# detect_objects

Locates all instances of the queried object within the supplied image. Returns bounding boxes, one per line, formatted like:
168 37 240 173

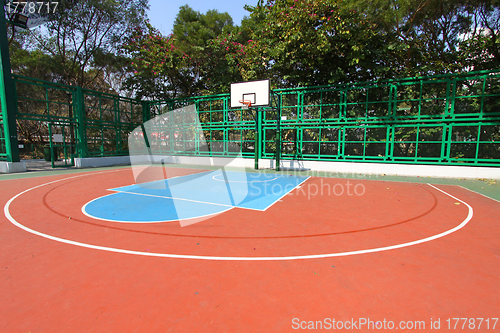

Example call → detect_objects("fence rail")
9 75 144 159
2 70 499 167
150 70 500 167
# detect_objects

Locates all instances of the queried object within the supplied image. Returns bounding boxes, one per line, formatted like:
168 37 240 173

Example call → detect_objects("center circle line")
3 171 473 261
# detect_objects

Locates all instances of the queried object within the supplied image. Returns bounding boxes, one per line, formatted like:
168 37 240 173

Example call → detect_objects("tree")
21 0 149 89
6 0 149 156
203 25 247 94
123 5 241 98
122 22 186 100
343 0 500 75
241 0 389 88
172 5 236 95
459 0 500 70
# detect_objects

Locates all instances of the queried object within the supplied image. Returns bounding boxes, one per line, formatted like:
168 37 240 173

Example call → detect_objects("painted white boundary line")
81 193 234 224
457 185 500 204
260 176 312 212
84 171 308 220
116 190 236 208
212 174 278 183
4 174 473 261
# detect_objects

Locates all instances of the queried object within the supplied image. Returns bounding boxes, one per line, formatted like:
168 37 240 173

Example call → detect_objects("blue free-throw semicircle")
82 170 309 223
83 191 232 223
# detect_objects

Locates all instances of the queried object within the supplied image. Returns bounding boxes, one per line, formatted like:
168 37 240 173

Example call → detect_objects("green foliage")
173 5 233 51
122 5 239 98
7 0 500 100
9 0 148 90
241 0 395 87
204 26 246 93
171 5 237 95
344 0 500 76
122 22 184 100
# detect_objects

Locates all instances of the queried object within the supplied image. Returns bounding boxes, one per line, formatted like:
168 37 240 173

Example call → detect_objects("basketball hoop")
239 100 252 109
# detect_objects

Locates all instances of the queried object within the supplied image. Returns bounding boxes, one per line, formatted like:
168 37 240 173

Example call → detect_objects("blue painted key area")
83 170 309 223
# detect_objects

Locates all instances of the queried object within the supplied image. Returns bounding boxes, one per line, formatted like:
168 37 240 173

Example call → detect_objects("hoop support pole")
254 108 260 170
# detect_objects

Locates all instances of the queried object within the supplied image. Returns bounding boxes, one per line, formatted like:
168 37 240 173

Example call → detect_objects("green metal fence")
149 94 258 158
271 70 500 166
81 87 144 157
2 69 499 167
150 70 500 167
0 106 6 159
10 75 144 162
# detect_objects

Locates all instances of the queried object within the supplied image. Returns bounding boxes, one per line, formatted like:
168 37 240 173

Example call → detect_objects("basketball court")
0 2 500 333
0 38 499 331
1 162 499 332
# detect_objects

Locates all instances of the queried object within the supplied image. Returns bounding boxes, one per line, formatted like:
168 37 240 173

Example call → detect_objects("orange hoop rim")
239 99 252 108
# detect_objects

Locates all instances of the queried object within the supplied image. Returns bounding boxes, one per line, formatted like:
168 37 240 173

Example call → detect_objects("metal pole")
48 124 54 168
0 3 20 162
142 101 151 122
75 86 87 158
67 92 75 157
275 93 281 171
254 108 259 170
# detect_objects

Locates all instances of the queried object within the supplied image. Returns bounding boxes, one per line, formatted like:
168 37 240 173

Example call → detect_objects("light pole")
0 3 20 162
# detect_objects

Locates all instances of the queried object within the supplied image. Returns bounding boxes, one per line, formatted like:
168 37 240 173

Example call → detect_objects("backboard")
230 79 270 108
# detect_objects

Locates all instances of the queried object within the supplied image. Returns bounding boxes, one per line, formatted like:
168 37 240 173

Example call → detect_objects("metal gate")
47 122 77 168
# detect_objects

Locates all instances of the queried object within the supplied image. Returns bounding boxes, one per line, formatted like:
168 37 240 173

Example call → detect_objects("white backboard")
230 79 270 108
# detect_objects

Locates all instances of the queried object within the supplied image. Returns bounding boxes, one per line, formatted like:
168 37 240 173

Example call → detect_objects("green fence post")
387 125 393 161
339 89 346 121
275 93 281 171
254 109 260 170
48 124 55 168
445 76 452 118
339 127 345 159
0 4 20 162
142 101 151 123
389 84 397 119
445 123 452 163
75 86 87 158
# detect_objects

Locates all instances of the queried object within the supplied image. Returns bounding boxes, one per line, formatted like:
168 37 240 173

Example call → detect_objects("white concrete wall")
75 156 131 168
0 161 27 173
149 155 254 169
74 155 500 180
265 159 500 180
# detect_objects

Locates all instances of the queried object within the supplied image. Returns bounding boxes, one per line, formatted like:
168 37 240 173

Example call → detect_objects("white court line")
102 171 308 213
81 193 234 224
260 176 311 211
114 169 213 189
4 176 473 261
457 185 500 204
100 190 264 212
114 190 235 208
212 174 278 183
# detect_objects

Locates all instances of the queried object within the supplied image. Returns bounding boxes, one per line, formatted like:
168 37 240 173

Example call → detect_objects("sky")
146 0 257 36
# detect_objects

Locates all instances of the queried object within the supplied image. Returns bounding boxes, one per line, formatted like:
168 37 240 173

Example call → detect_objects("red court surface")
1 167 499 332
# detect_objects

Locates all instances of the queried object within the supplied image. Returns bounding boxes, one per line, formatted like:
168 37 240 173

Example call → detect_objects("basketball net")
239 100 252 110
